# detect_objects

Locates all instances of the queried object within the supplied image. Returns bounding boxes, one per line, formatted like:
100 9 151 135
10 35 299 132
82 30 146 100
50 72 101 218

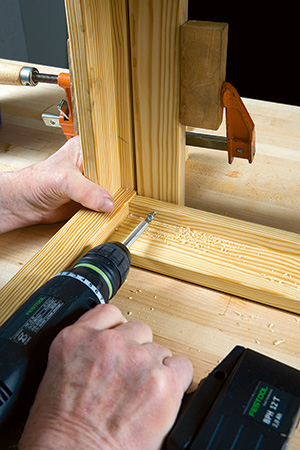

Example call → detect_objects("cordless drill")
1 210 300 450
0 212 156 438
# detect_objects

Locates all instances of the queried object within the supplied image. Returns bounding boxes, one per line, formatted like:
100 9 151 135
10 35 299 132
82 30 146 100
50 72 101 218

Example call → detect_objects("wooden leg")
128 0 188 204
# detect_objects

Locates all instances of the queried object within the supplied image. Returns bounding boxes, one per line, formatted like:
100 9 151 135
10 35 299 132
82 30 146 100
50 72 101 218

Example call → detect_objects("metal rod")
122 212 156 249
186 132 228 152
32 72 59 84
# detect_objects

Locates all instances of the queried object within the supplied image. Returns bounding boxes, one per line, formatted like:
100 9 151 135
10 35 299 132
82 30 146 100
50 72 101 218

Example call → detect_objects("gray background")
0 0 298 106
0 0 68 68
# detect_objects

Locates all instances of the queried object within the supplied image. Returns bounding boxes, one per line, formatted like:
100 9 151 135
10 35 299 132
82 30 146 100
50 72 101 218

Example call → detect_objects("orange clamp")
57 72 76 140
221 82 256 164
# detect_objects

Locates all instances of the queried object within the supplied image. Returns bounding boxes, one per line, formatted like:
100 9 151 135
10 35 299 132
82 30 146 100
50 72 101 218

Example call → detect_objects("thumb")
65 171 114 213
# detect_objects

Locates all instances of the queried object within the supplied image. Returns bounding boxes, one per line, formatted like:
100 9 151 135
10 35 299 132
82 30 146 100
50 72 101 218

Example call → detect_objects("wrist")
19 410 117 450
0 169 43 233
0 171 23 233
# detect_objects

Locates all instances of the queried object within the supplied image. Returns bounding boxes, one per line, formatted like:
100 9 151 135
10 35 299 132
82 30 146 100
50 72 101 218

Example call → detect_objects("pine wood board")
0 188 135 324
113 266 300 382
108 195 300 313
186 99 300 233
128 0 188 204
65 0 137 193
111 266 300 449
110 0 136 190
65 0 122 192
1 73 300 448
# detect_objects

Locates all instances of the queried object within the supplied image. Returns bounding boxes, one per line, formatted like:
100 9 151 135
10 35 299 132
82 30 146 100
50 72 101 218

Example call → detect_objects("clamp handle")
221 82 256 164
0 61 38 86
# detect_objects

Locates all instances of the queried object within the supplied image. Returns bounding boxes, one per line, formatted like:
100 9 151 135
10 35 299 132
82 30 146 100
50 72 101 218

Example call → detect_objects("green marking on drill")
25 296 46 316
74 263 113 299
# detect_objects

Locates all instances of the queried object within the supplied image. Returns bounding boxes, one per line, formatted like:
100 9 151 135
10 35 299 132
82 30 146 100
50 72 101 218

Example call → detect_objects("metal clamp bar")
186 132 228 152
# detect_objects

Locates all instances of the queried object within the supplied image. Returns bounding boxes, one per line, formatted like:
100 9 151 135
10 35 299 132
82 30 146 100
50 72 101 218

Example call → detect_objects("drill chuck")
68 241 131 303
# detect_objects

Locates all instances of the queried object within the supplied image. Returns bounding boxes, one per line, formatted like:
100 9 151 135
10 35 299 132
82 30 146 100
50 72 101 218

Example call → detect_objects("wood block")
180 21 228 130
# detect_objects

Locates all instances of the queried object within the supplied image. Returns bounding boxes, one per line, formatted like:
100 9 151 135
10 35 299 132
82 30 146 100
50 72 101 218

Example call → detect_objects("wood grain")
180 21 228 130
110 0 136 190
108 195 300 313
0 188 135 325
0 59 26 85
0 66 300 449
185 99 300 234
128 0 188 204
111 265 300 450
65 0 121 193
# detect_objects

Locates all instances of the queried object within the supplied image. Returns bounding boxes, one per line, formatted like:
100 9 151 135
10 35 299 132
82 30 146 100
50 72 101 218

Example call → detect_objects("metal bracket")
56 73 76 140
185 82 256 164
222 82 256 164
42 113 60 128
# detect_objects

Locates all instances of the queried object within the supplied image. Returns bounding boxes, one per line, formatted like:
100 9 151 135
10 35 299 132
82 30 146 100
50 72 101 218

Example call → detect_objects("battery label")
244 380 299 434
10 296 64 346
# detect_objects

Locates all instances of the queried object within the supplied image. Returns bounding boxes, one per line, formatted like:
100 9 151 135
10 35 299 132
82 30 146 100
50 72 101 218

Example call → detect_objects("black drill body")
0 241 131 430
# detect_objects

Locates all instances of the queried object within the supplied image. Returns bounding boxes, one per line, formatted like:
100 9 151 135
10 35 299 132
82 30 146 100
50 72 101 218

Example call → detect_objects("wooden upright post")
65 0 122 193
65 0 187 203
128 0 188 204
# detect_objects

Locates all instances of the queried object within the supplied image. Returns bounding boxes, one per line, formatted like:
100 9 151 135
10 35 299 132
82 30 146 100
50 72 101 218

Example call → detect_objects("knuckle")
130 320 153 339
48 325 75 359
101 303 123 317
128 345 151 368
55 169 71 191
98 328 125 353
151 367 169 393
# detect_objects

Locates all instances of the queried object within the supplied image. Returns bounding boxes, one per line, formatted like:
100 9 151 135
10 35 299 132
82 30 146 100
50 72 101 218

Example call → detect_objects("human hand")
0 136 114 233
19 304 193 450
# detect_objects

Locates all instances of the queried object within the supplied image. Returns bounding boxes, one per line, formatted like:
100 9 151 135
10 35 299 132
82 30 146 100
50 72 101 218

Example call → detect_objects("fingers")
142 342 173 360
76 304 127 330
141 343 193 392
163 355 194 393
65 171 114 213
76 305 193 393
116 320 153 344
77 305 153 344
59 136 114 213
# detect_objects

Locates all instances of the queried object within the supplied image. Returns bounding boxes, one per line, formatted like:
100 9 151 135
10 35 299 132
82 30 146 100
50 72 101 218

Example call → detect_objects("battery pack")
164 346 300 449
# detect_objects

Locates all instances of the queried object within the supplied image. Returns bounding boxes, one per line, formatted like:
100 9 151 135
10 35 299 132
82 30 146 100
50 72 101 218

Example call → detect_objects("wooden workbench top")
0 62 300 447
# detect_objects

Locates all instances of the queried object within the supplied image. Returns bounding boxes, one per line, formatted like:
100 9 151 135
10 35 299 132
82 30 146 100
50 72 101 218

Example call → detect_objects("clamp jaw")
186 82 256 164
56 73 76 140
41 72 76 140
222 82 255 164
29 70 255 164
52 76 256 164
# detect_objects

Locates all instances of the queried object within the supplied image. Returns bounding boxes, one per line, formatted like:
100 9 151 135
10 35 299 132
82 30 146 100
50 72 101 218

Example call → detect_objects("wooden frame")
0 0 299 323
1 191 299 323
